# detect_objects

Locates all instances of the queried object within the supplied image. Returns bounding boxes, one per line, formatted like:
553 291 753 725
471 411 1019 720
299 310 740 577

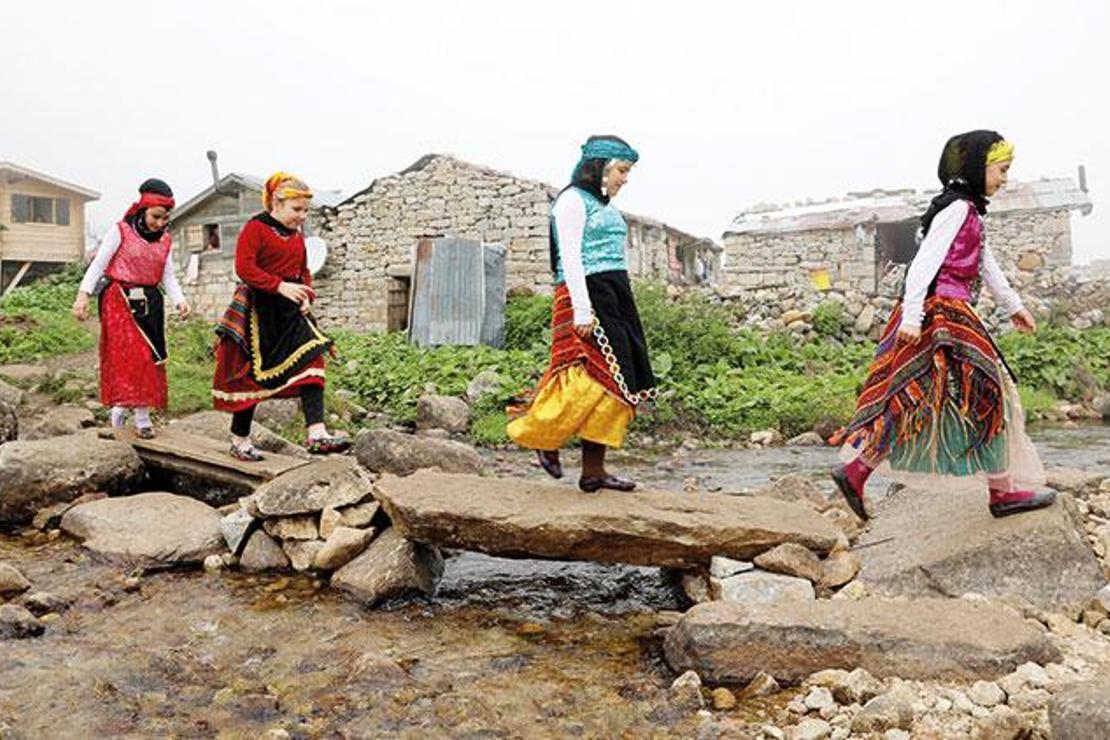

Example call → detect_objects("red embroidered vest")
105 222 172 286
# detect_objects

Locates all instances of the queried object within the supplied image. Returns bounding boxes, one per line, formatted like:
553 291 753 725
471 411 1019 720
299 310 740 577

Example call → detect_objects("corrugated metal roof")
726 177 1093 236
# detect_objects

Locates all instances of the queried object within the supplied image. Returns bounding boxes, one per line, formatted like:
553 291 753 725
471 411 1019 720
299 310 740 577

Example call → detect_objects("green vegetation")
2 270 1107 445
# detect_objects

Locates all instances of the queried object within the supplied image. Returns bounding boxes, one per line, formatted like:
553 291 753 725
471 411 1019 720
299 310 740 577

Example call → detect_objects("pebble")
710 687 737 710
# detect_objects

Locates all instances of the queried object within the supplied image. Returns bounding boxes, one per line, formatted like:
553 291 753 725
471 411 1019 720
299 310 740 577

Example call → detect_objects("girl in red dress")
73 178 191 438
212 172 348 460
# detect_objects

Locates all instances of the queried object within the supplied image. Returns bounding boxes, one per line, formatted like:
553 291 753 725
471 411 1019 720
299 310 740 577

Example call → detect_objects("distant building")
0 161 99 293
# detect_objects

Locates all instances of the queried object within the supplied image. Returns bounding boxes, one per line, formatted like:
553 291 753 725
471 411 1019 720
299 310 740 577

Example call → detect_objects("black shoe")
831 466 870 521
989 489 1057 518
579 474 636 493
536 450 563 479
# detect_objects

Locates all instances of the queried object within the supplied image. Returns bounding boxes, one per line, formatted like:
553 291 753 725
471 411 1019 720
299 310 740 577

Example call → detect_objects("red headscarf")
123 178 175 220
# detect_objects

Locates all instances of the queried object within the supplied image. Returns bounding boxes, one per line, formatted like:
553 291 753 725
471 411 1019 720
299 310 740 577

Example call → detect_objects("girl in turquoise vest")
508 136 656 492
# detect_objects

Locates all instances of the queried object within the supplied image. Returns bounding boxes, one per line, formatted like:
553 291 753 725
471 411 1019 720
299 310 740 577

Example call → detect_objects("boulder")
31 492 108 531
219 508 255 555
283 539 324 572
354 428 483 477
1045 468 1105 498
314 526 376 571
239 530 289 572
253 457 374 517
60 492 225 566
330 527 443 606
169 410 306 458
374 471 841 569
415 394 470 434
0 364 50 385
711 572 815 604
18 405 95 440
857 480 1105 612
664 599 1058 684
0 433 143 525
753 543 823 582
465 369 502 404
0 392 17 444
0 563 32 597
0 377 23 407
0 604 44 639
786 432 825 447
1049 678 1110 740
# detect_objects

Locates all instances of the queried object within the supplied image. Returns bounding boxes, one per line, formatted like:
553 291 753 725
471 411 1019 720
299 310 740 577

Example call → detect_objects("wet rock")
263 515 319 541
740 671 781 698
857 481 1104 612
374 471 840 569
61 492 225 566
465 369 502 404
203 554 224 574
313 526 376 571
668 669 704 709
1050 679 1110 740
754 543 823 583
349 651 409 686
710 556 754 579
851 685 915 733
664 598 1058 684
0 604 44 639
239 531 290 572
415 394 469 434
18 404 95 440
711 571 815 604
786 718 831 740
786 432 825 447
818 550 861 589
807 668 883 705
0 563 31 598
282 540 324 572
19 591 72 617
354 428 483 476
170 410 306 458
254 457 374 517
219 508 255 555
330 527 443 606
0 433 142 525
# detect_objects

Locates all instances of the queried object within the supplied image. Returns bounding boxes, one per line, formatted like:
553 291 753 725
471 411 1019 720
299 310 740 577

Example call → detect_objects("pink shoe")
989 489 1056 518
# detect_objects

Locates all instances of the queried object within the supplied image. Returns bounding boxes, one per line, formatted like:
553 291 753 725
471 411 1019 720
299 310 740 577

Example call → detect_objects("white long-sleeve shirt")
79 224 186 306
900 200 1023 330
551 189 593 325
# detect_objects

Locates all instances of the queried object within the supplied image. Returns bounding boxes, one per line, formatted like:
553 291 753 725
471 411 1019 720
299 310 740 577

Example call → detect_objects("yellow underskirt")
507 364 633 450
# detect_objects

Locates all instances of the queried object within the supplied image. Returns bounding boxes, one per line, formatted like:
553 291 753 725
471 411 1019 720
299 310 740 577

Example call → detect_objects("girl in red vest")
73 178 191 438
212 172 348 460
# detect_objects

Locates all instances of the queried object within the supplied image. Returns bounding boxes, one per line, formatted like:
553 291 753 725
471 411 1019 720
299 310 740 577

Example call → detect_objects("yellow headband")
263 171 313 210
986 140 1015 166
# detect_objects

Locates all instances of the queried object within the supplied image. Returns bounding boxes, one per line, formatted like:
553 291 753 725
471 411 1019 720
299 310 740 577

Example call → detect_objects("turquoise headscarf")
571 136 639 181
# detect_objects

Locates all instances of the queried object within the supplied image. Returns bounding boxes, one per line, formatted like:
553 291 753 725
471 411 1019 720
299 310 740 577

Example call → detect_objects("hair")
138 177 173 198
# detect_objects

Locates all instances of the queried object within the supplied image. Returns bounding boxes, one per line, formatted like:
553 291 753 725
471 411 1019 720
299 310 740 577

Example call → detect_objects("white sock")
134 407 152 429
109 406 126 428
231 434 253 451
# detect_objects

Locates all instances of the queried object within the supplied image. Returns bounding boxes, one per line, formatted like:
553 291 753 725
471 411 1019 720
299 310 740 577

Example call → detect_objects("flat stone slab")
857 479 1105 612
1050 677 1110 740
61 492 225 566
664 599 1059 684
373 471 841 568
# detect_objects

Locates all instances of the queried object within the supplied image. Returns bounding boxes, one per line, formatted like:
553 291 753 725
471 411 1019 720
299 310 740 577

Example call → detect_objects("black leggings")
231 385 325 437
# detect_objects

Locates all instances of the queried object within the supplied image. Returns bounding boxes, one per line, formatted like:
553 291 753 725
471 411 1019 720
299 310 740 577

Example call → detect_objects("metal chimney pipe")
1078 164 1088 193
206 150 221 190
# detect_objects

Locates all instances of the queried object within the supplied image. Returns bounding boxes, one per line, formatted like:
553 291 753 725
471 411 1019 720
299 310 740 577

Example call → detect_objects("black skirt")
585 270 655 395
248 289 331 390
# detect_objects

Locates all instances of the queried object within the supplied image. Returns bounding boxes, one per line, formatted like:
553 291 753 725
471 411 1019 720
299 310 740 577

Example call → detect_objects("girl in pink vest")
830 131 1055 520
73 178 191 438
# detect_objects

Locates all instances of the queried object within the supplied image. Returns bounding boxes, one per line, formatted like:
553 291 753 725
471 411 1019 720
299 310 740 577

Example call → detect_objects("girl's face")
985 160 1011 196
271 197 311 230
143 207 171 231
604 160 634 198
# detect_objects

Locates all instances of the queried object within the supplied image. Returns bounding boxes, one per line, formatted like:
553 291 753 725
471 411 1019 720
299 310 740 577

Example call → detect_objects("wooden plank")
2 262 32 297
128 428 309 482
135 449 263 491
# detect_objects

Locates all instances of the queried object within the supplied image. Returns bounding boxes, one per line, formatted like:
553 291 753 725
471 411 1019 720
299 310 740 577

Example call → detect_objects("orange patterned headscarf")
262 171 313 210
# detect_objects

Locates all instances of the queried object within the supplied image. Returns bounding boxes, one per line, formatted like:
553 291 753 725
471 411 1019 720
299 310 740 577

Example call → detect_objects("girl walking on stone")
830 131 1055 520
73 178 191 438
508 135 656 492
212 171 348 460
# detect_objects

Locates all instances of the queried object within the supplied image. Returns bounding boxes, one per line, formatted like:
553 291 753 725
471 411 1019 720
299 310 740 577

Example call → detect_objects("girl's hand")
896 325 921 344
176 300 192 319
72 292 90 321
574 323 593 338
277 281 312 305
299 299 311 315
1011 308 1036 334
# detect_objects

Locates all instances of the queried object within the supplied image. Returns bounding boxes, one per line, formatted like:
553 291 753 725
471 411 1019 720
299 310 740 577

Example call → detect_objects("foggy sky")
3 0 1107 262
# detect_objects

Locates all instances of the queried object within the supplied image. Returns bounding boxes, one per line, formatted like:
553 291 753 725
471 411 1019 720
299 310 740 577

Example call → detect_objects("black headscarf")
127 178 175 243
549 135 635 273
920 130 1003 237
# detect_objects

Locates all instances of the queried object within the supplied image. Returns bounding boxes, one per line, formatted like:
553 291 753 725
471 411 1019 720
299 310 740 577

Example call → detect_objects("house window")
876 220 920 265
221 223 242 253
10 194 70 225
203 224 221 252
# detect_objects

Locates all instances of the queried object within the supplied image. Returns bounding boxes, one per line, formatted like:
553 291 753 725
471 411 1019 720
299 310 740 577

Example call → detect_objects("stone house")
719 177 1096 333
